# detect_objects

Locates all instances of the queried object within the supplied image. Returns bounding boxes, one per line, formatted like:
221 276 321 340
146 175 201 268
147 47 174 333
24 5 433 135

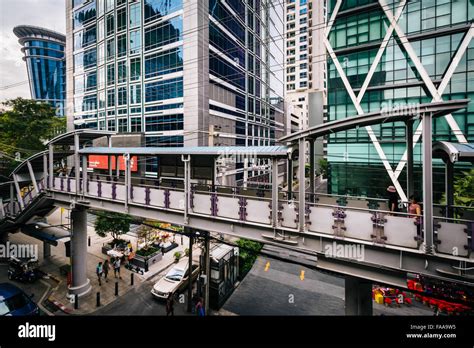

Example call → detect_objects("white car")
151 258 199 299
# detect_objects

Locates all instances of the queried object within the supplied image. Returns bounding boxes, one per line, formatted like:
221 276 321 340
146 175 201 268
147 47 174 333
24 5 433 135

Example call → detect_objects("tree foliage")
94 211 132 241
0 98 66 181
453 169 474 206
236 238 263 277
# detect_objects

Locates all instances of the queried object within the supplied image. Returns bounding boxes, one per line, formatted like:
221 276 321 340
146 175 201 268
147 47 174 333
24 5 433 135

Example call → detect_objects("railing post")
422 112 434 253
82 155 88 196
182 154 191 223
74 134 80 194
124 153 130 210
445 161 454 219
108 136 113 177
272 157 279 228
48 144 54 189
298 139 306 232
43 153 48 190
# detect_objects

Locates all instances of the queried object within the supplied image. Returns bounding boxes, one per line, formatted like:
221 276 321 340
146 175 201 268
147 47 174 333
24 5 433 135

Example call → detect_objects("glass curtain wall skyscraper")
67 0 285 183
326 0 474 200
13 25 66 116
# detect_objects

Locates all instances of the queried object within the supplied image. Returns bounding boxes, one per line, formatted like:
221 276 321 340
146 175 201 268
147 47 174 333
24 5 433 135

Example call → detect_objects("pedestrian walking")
166 293 174 316
96 262 103 286
408 195 422 238
386 185 399 213
195 297 205 317
102 259 110 283
113 257 122 279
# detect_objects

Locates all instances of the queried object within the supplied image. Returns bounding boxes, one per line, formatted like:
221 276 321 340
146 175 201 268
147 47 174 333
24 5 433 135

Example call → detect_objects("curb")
47 297 73 314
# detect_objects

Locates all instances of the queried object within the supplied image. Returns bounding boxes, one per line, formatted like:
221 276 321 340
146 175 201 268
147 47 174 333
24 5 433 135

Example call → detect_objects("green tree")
318 158 328 178
236 238 263 277
0 98 66 180
452 169 474 206
94 211 132 242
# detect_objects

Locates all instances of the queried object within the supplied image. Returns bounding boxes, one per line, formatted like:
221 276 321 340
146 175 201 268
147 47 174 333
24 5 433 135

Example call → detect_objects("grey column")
116 155 120 178
82 155 88 196
68 207 91 297
345 276 373 315
422 112 433 253
298 139 306 232
10 183 14 214
406 120 414 200
43 154 48 190
445 161 454 218
272 158 279 227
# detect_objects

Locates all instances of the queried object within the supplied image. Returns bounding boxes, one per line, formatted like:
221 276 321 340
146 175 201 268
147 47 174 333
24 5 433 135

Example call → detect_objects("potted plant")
173 251 182 263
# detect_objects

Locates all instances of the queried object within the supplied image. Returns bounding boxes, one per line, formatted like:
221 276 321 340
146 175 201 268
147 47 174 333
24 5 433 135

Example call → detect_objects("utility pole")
203 231 210 315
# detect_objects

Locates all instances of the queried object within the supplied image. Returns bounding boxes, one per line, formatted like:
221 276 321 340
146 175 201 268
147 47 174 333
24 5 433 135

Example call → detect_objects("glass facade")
14 26 66 116
70 0 284 179
326 0 474 199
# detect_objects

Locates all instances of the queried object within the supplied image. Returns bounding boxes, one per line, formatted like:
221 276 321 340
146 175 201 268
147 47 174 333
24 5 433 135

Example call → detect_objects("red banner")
88 155 138 172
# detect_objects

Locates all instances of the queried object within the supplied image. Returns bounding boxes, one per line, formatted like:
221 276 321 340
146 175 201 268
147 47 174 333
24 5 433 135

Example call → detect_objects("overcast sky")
0 0 65 103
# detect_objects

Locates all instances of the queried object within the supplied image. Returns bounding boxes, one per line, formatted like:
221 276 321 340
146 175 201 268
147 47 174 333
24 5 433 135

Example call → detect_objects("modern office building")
66 0 285 183
284 0 326 127
13 25 66 116
326 0 474 200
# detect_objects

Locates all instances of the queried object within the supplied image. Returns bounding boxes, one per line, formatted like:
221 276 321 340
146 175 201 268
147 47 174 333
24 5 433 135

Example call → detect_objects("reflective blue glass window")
144 0 182 23
144 16 182 51
145 77 183 102
209 0 245 44
74 1 96 29
145 114 183 132
209 23 245 68
209 54 245 90
144 47 183 78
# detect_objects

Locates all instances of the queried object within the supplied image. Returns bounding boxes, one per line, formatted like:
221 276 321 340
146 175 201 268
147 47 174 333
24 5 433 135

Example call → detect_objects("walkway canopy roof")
433 141 474 164
79 145 290 158
10 150 73 177
46 129 116 146
278 99 470 144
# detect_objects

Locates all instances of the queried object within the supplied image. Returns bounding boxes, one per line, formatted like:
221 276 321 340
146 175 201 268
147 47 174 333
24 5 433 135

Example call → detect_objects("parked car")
0 283 40 316
151 258 199 300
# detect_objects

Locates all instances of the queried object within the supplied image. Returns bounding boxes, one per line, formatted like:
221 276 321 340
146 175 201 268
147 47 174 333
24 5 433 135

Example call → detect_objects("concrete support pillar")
82 155 88 195
43 154 48 189
182 155 191 223
345 276 373 315
186 227 194 313
406 120 414 202
68 207 91 297
43 242 51 259
287 159 293 200
422 113 434 253
445 161 454 218
74 134 80 194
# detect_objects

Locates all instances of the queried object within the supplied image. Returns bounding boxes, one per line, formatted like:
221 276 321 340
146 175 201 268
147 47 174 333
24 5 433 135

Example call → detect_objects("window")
117 34 126 57
129 3 141 28
144 47 183 78
98 66 105 89
131 117 142 132
117 7 127 31
130 57 141 81
105 0 114 12
145 114 183 132
106 38 115 59
73 1 96 29
130 29 140 54
74 48 97 70
106 14 114 36
145 77 183 102
130 84 141 104
97 42 104 66
98 90 106 109
144 0 182 23
117 61 127 83
98 18 104 41
144 16 183 51
107 89 115 107
107 64 115 85
118 118 127 132
117 87 127 105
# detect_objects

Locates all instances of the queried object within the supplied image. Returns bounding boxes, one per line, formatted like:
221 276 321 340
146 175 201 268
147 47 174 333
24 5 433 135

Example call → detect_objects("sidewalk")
7 208 194 315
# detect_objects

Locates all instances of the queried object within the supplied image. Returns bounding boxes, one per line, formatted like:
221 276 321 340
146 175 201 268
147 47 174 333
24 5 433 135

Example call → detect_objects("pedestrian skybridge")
0 102 473 304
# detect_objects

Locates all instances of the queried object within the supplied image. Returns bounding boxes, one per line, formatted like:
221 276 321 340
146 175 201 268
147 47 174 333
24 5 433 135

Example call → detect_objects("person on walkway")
113 257 122 279
102 259 110 283
166 293 174 316
96 262 103 286
387 185 399 214
408 195 422 238
195 297 205 316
